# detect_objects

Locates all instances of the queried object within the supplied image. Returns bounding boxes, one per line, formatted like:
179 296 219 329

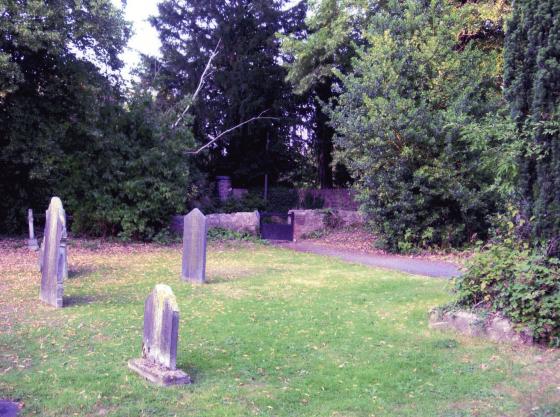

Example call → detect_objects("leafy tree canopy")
329 0 510 251
0 0 174 237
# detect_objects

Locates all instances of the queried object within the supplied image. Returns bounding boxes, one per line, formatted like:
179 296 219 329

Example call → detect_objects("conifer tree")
504 0 560 239
151 0 307 187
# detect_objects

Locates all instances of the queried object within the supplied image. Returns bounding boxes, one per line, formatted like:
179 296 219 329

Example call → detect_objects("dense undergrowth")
453 212 560 346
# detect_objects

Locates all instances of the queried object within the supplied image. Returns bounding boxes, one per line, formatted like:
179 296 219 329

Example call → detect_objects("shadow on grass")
68 265 98 280
175 361 201 384
63 294 99 307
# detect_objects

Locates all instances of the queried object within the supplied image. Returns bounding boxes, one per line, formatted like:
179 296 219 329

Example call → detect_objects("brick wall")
297 189 359 210
288 209 364 241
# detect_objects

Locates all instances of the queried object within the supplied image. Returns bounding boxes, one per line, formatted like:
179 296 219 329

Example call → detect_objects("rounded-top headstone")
181 208 207 283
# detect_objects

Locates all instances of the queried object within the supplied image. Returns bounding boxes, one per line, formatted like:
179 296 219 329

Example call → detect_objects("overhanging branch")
186 111 278 155
170 40 221 130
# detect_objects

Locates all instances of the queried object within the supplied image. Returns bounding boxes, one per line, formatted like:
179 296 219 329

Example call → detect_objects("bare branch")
186 111 278 155
170 39 221 130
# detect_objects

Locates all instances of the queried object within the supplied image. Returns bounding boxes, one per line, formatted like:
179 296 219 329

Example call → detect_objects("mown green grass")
0 241 558 416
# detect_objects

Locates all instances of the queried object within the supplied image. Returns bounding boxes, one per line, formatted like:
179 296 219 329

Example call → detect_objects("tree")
280 0 371 188
504 0 560 240
151 0 307 188
329 0 508 251
0 0 130 233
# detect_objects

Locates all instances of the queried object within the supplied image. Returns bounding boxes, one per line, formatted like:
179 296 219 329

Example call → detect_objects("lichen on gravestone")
142 284 180 369
128 285 191 386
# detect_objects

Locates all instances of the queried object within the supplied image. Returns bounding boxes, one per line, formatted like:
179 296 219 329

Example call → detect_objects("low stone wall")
289 209 365 241
171 211 260 235
428 309 534 345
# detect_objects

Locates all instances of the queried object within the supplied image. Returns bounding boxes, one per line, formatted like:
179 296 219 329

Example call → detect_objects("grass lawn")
1 239 559 417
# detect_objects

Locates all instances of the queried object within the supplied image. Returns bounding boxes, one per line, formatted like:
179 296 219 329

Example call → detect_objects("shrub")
265 187 299 212
209 187 299 214
302 192 325 209
207 227 261 242
301 229 327 239
454 212 560 346
217 192 266 214
322 209 343 229
329 0 506 252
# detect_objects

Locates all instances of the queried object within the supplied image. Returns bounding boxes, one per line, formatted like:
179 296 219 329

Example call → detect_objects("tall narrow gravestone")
27 209 39 250
128 285 191 386
39 197 67 308
181 208 207 283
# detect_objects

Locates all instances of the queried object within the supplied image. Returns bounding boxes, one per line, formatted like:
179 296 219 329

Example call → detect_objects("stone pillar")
216 176 232 202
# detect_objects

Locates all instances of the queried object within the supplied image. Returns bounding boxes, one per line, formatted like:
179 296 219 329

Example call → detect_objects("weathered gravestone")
128 285 191 386
181 208 207 283
27 209 39 251
39 197 68 308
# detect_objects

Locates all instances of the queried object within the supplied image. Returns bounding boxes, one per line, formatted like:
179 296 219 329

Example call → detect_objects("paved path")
277 242 462 278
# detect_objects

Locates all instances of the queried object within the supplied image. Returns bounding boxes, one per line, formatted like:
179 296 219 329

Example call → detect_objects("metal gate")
260 212 294 241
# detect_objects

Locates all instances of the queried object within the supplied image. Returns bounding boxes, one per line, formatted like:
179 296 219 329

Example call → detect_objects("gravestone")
0 400 21 417
27 209 39 250
181 208 207 283
128 285 191 386
39 197 67 308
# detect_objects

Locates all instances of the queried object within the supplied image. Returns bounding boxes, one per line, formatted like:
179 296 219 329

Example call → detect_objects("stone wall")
297 189 359 210
428 309 534 345
172 209 363 240
171 211 260 235
288 209 365 241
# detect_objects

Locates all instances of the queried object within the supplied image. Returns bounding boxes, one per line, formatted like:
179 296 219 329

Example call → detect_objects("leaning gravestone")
128 285 191 386
39 197 68 308
181 208 207 283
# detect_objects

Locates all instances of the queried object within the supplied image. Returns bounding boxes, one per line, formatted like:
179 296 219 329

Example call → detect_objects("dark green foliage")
65 92 196 240
214 192 267 214
330 0 505 252
206 227 261 242
0 1 198 240
280 0 371 187
504 0 560 240
455 0 560 346
203 187 299 214
151 0 308 188
302 192 325 209
322 209 343 230
455 211 560 346
0 0 130 234
265 187 299 213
